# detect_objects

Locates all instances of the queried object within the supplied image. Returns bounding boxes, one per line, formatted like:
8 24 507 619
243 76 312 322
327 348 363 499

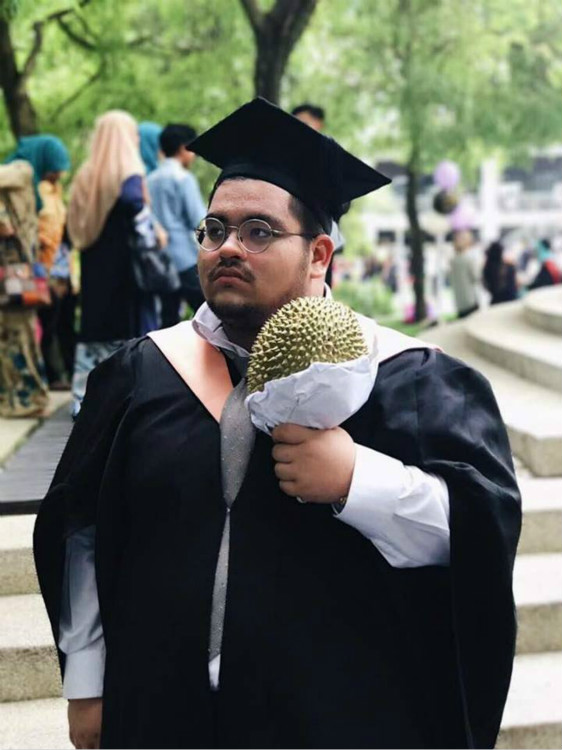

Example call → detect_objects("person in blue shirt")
147 124 206 326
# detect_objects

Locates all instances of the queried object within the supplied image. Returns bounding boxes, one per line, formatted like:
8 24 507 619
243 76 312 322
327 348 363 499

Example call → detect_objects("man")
147 123 206 324
291 102 344 285
35 99 520 749
450 229 480 318
291 103 326 131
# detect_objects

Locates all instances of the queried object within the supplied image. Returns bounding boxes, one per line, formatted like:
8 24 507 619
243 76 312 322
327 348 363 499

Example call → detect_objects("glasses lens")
197 218 225 251
239 219 273 253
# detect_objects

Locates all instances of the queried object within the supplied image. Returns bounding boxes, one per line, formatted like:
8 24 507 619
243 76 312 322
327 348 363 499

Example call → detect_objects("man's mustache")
209 260 254 283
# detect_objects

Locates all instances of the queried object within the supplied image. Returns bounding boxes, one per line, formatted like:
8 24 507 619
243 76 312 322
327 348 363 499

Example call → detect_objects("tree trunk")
240 0 318 105
254 30 290 103
405 158 426 322
0 17 38 138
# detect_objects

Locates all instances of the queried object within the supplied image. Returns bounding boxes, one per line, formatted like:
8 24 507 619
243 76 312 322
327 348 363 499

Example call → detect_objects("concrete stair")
0 515 38 596
0 594 60 703
0 698 70 749
518 477 562 555
424 314 562 477
523 287 562 335
464 301 562 393
0 468 561 748
497 652 562 749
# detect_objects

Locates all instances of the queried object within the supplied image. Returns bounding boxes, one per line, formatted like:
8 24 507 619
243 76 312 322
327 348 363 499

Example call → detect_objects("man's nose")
218 227 247 258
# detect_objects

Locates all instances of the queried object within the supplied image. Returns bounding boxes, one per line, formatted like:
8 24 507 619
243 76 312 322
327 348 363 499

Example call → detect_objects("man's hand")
68 698 103 749
271 424 355 504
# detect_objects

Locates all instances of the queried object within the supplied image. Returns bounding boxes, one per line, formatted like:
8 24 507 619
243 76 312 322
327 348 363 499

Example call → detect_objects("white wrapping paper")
245 324 378 434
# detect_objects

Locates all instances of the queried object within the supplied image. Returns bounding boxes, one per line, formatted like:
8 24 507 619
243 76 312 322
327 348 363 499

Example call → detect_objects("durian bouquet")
245 297 378 434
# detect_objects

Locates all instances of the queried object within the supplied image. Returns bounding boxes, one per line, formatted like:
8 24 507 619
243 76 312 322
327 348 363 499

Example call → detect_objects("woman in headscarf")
6 135 74 389
139 121 163 174
0 161 49 417
67 110 154 416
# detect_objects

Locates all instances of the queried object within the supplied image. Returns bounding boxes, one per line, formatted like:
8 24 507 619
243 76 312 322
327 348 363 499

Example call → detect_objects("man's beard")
207 284 304 333
207 264 309 338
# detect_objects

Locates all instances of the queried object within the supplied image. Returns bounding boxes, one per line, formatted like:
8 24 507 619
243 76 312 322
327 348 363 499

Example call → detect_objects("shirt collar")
163 157 185 174
192 284 333 360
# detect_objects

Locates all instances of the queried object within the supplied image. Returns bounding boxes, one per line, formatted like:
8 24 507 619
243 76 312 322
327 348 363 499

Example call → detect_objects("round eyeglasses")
195 217 318 254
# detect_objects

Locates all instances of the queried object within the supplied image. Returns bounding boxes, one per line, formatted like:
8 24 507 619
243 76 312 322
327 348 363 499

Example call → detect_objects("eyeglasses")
195 217 318 254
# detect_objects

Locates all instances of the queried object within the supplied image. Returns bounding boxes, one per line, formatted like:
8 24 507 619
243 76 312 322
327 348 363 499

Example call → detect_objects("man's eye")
249 227 272 240
207 226 224 240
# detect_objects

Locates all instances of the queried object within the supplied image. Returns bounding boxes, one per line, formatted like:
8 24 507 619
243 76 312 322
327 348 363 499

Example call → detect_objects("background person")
527 238 561 289
0 161 49 416
138 121 162 175
5 135 74 388
482 240 518 305
291 102 345 286
450 229 480 318
147 123 206 325
66 110 151 416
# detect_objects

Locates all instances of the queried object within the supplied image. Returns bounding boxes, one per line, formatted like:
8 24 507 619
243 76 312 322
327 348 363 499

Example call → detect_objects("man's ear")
310 234 334 279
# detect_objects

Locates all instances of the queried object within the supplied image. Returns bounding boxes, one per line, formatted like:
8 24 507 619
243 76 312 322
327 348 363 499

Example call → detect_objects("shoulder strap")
148 315 439 422
148 322 233 423
356 313 440 362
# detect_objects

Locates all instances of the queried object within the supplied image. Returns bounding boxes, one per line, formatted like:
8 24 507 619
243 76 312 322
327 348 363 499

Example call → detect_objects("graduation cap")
189 97 391 232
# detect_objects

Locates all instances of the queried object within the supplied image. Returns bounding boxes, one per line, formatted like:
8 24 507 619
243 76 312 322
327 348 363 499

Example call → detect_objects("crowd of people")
450 230 560 319
0 110 207 418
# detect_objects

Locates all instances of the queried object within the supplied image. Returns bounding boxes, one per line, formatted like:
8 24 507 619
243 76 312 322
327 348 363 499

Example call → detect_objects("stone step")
518 477 562 555
0 595 60 702
523 287 562 335
0 698 70 750
0 515 38 596
1 545 560 701
514 553 562 654
424 322 562 476
0 656 559 750
464 301 562 393
1 473 560 599
497 651 562 749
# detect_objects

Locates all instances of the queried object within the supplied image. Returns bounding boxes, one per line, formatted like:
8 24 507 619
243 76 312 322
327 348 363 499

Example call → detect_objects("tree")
0 0 93 138
239 0 319 103
0 0 253 177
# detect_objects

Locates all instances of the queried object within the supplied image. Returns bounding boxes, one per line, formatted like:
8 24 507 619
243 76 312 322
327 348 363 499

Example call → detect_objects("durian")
247 297 368 394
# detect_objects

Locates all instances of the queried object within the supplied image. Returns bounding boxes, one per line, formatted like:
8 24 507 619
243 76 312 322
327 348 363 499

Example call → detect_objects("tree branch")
21 0 93 77
239 0 263 32
21 20 43 78
50 61 105 120
57 15 97 51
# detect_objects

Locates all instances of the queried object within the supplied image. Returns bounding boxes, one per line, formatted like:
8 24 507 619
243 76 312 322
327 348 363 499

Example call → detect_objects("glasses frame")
195 217 318 255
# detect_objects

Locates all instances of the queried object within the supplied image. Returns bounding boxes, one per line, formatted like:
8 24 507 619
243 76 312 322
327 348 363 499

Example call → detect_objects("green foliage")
332 278 394 319
1 0 560 193
0 0 254 178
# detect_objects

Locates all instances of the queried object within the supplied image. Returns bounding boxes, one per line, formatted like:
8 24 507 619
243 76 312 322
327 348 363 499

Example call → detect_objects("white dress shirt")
59 301 450 698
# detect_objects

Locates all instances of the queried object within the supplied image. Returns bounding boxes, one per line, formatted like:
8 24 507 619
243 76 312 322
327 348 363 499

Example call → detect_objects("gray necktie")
209 378 255 664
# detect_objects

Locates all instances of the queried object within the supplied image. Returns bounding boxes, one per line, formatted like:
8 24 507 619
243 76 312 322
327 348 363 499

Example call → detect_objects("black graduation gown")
33 336 521 749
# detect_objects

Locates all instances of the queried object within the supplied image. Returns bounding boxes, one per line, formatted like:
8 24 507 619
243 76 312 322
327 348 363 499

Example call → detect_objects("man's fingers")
279 479 299 496
272 444 295 463
274 462 295 481
272 423 312 444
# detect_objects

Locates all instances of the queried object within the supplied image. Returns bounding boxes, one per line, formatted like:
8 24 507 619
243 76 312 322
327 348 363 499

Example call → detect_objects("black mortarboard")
188 97 391 232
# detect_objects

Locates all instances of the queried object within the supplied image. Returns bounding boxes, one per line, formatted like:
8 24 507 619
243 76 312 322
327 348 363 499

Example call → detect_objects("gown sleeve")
412 349 521 747
33 341 137 679
59 525 105 699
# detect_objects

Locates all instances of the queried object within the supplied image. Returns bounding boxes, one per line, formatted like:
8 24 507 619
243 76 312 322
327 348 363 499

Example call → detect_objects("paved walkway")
0 393 71 515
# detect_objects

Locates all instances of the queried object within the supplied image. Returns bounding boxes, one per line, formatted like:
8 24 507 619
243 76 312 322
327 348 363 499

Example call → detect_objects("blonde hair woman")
67 110 150 416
